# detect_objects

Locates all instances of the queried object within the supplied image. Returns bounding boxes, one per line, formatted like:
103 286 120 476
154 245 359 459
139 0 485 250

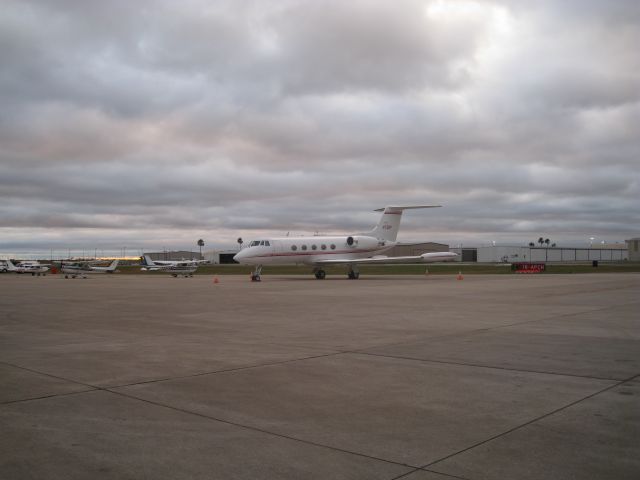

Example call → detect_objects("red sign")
513 263 546 273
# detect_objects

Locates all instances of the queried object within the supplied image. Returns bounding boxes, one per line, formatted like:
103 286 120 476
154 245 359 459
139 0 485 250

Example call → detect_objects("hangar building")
626 238 640 262
451 245 628 263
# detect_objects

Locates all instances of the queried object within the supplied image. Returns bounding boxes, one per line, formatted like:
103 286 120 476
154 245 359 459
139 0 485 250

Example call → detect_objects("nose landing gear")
251 265 263 282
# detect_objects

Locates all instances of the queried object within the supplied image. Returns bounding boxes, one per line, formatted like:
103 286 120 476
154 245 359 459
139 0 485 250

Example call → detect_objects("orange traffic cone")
456 271 464 281
213 277 220 284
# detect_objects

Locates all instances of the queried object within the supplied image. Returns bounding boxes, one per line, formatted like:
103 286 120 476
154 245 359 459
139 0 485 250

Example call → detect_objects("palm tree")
551 243 556 248
538 237 544 246
197 239 204 259
544 239 550 262
528 242 535 247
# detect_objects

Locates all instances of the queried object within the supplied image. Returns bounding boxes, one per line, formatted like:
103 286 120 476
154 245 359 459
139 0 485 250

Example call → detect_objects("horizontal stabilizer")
373 205 441 212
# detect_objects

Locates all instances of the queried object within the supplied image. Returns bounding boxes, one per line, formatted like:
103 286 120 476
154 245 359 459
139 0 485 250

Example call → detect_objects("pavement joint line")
0 353 420 471
0 388 98 406
106 351 346 389
388 467 473 480
352 351 623 382
387 468 422 480
347 303 624 355
105 388 421 471
419 373 640 470
528 284 640 299
420 467 473 480
0 360 99 390
0 352 347 392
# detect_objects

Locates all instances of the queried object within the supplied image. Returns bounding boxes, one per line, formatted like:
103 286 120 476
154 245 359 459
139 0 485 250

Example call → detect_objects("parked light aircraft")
233 205 458 281
61 259 119 279
140 256 201 277
5 260 50 276
140 255 206 268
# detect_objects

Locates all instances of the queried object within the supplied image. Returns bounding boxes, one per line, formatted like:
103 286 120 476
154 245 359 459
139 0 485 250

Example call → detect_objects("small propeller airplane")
139 255 203 277
4 260 50 276
61 259 119 279
233 205 458 281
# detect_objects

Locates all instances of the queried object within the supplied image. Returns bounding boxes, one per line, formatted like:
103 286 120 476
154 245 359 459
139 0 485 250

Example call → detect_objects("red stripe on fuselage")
242 247 383 260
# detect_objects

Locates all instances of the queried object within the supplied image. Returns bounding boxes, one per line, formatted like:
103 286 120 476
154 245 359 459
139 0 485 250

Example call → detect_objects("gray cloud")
1 0 639 252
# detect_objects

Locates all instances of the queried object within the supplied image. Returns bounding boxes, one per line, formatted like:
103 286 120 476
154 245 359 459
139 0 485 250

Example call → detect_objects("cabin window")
321 244 327 250
291 245 297 251
311 245 317 250
330 244 336 250
265 241 270 246
301 245 307 251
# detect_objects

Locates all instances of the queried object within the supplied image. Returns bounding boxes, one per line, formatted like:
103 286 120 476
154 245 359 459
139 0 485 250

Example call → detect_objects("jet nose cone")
233 251 243 263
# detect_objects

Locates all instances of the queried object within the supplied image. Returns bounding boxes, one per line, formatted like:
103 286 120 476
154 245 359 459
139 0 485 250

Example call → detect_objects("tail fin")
369 205 441 242
5 260 17 271
106 260 119 271
141 255 156 266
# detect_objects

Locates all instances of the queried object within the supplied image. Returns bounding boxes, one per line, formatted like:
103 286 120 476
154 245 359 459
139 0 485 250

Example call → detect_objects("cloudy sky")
1 0 638 253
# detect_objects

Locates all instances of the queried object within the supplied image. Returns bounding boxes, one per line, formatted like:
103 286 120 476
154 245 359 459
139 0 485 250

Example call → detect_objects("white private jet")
61 259 119 279
5 260 50 276
233 205 458 281
140 256 201 277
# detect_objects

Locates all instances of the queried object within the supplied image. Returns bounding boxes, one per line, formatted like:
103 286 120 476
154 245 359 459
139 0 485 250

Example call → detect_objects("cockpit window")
259 241 265 246
265 241 270 246
250 241 260 247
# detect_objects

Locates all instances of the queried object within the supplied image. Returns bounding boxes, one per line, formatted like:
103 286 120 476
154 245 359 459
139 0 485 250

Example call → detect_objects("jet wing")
314 252 458 265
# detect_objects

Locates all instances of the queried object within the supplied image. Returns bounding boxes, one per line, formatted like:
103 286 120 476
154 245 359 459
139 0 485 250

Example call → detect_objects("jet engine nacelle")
345 235 379 250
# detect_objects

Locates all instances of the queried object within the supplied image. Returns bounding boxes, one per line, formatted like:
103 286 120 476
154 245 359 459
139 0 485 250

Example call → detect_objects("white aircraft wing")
141 265 198 271
314 252 458 265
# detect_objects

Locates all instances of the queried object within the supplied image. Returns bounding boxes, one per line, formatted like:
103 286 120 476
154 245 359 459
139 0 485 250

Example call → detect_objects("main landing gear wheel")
347 271 360 280
314 269 326 280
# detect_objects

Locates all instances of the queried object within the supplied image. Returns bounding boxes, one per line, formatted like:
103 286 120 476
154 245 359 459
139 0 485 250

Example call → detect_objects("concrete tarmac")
1 273 639 479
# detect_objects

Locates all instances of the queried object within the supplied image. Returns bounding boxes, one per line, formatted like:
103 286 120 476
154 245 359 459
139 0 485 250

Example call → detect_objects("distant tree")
529 242 535 247
551 243 556 248
544 238 550 247
538 237 544 246
197 239 204 258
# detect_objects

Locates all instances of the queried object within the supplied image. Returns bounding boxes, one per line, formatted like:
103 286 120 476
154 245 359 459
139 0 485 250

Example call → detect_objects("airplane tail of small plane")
141 255 156 266
369 205 441 242
106 260 119 272
5 259 17 271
